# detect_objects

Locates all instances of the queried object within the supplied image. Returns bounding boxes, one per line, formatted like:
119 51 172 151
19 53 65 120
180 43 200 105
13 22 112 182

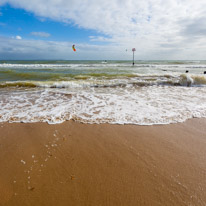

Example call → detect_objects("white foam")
0 63 128 69
0 85 206 125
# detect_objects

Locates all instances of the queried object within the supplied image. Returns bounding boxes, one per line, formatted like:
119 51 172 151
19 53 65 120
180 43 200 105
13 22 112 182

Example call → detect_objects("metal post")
132 48 136 66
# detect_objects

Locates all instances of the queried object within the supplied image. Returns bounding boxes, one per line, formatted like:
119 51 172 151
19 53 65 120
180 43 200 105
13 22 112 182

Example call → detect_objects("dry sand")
0 118 206 206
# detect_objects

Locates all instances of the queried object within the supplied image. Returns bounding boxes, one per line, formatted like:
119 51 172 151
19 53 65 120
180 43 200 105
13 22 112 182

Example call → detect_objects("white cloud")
89 36 114 42
180 17 206 37
1 35 206 60
16 35 22 40
0 36 137 60
31 31 51 37
1 0 206 59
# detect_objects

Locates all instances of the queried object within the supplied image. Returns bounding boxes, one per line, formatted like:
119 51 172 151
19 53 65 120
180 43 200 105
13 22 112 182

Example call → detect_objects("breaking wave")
1 60 206 125
0 74 206 88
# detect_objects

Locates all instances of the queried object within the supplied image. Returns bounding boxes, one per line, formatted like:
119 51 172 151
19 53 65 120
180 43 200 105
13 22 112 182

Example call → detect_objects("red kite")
72 45 76 51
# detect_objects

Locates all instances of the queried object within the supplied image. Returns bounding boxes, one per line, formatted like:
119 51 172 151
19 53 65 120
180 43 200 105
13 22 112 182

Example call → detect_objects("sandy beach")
0 118 206 206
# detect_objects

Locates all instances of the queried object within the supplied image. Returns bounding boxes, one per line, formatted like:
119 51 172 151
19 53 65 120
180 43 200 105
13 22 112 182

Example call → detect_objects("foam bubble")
0 86 206 125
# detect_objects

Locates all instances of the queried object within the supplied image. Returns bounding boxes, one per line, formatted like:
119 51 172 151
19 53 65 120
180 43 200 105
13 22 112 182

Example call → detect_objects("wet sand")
0 118 206 206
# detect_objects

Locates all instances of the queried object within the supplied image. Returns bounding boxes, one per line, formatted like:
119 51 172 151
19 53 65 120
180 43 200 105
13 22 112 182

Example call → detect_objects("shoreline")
0 118 206 205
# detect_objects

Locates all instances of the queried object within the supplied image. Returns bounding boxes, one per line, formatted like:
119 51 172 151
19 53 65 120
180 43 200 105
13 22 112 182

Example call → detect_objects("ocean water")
0 60 206 124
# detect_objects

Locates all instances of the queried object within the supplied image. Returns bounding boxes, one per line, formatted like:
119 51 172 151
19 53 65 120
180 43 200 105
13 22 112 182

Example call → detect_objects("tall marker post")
132 48 136 66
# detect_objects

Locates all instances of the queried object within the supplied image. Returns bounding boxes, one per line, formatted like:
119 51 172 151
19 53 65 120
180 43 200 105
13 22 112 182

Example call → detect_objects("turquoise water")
1 60 206 86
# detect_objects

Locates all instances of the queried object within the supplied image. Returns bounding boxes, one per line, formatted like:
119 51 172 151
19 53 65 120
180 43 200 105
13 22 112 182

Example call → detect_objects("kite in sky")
72 45 76 51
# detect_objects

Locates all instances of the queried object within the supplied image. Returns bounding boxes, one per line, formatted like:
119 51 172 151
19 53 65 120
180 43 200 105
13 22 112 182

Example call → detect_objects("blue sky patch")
0 4 104 43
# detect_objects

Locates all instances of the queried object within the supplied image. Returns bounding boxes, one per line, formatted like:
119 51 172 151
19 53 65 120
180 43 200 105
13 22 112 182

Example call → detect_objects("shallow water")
0 60 206 124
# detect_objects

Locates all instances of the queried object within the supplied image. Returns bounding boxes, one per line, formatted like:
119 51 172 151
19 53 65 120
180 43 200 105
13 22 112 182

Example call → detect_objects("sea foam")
1 61 206 125
0 85 206 125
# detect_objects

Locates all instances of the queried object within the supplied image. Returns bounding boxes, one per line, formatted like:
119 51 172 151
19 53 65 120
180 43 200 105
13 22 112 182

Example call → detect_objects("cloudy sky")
0 0 206 60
